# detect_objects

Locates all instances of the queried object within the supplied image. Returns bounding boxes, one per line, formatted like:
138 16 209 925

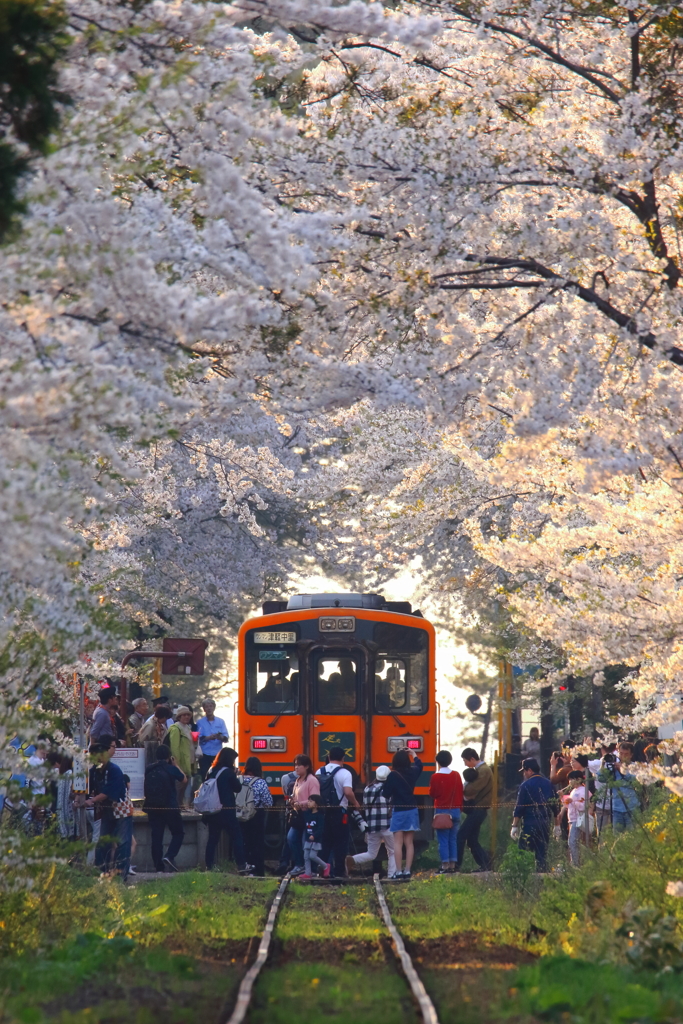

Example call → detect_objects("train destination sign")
254 631 297 643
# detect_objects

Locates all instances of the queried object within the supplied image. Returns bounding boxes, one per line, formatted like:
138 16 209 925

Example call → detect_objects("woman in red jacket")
429 750 464 873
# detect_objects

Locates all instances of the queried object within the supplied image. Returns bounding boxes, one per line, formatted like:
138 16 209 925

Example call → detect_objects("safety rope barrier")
128 801 544 811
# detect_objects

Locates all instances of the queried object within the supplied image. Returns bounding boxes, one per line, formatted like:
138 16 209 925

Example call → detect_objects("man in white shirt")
316 746 360 877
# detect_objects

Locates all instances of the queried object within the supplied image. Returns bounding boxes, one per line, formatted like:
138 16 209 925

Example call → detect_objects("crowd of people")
509 734 654 872
2 686 660 882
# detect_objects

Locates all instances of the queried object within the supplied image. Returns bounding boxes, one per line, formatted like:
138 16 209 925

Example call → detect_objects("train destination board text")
254 631 297 643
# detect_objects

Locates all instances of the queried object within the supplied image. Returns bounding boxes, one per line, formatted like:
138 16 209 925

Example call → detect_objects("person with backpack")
345 764 396 878
287 755 320 876
143 744 186 872
316 746 360 878
203 748 250 873
238 756 273 877
381 748 423 879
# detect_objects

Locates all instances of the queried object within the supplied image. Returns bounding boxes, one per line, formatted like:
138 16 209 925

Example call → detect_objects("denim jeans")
598 809 633 833
436 809 461 862
568 822 582 866
114 815 134 878
287 825 304 869
519 820 550 871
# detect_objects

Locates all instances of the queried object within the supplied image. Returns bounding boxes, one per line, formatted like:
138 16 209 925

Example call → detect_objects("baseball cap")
519 757 540 773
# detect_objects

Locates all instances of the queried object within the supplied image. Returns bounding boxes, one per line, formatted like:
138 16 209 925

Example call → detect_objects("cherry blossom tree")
4 0 683 846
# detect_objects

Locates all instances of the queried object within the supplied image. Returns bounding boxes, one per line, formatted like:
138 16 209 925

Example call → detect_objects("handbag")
113 794 133 819
433 812 453 830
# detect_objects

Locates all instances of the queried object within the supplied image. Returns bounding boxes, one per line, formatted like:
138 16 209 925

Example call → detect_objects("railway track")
223 875 440 1024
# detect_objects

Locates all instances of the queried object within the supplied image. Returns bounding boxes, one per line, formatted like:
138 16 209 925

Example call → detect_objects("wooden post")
497 663 505 758
490 749 499 861
152 659 162 698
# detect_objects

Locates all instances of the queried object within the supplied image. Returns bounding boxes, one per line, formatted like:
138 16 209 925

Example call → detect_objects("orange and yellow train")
236 593 438 796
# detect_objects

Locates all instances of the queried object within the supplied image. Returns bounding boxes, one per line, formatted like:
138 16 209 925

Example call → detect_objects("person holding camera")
595 743 640 833
549 751 572 790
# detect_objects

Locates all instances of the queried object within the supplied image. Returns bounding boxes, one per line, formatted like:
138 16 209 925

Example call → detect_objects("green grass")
2 938 240 1024
277 883 387 941
385 874 530 946
424 956 683 1024
0 869 277 959
126 873 277 949
249 964 418 1024
0 871 275 1024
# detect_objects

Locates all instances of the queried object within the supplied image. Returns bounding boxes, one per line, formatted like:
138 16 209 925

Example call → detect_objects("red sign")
161 638 207 676
406 739 421 749
252 739 268 750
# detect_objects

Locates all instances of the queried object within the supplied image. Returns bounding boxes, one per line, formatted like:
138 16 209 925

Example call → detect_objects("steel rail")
224 873 291 1024
373 874 441 1024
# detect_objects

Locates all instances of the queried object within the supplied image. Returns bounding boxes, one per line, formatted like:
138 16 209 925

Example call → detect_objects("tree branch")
447 5 623 103
434 255 683 367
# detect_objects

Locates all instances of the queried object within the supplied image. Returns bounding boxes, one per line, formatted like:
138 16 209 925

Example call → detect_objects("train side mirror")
465 694 482 713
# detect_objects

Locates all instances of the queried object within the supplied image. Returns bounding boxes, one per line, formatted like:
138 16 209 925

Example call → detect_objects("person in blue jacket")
510 758 559 872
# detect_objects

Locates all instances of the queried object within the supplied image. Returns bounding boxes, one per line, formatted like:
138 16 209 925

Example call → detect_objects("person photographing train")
381 746 423 879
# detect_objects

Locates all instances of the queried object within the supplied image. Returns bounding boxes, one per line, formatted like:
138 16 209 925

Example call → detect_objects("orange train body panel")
236 605 437 794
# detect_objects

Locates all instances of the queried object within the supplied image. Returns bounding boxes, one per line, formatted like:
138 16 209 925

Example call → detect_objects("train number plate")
254 631 297 643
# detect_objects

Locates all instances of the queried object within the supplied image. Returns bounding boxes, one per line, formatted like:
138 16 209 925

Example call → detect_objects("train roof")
261 593 423 617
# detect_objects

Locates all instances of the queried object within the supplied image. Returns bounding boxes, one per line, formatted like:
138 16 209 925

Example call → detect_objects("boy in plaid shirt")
345 765 397 877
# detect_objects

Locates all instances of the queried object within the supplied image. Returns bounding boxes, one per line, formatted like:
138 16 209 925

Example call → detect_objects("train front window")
246 643 299 715
375 659 407 711
373 622 428 714
315 655 358 714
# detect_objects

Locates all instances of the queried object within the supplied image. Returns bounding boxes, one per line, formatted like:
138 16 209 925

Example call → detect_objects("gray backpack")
235 775 257 821
193 767 227 814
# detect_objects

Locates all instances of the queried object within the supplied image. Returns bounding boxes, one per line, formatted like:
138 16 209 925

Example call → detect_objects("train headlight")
250 737 287 752
387 736 423 752
319 616 356 632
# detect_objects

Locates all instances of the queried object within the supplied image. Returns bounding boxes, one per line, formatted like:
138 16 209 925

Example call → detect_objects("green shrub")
499 841 537 895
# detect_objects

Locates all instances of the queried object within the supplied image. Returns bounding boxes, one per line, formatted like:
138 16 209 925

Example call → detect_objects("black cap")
520 757 540 773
